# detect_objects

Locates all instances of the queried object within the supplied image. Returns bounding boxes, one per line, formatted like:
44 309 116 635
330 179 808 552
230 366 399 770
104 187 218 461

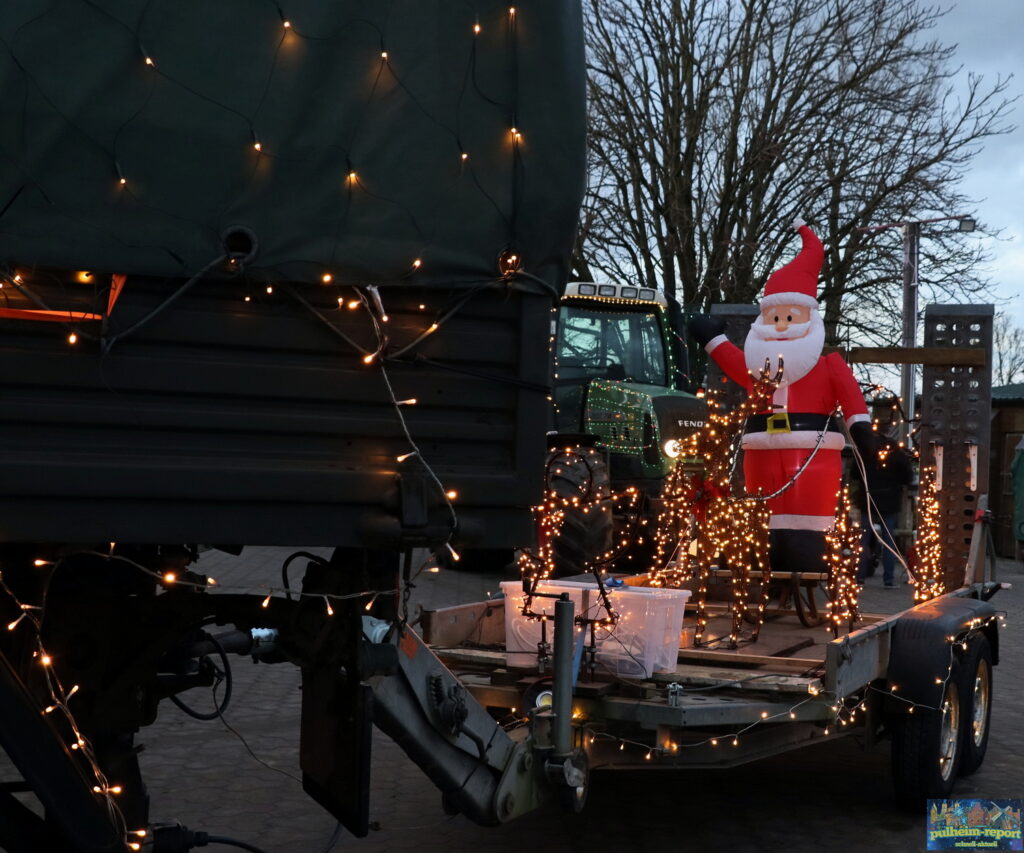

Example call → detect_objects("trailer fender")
886 595 997 711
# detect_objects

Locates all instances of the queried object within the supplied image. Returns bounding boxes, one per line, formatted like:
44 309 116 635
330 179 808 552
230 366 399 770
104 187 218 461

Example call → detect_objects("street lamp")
859 215 977 443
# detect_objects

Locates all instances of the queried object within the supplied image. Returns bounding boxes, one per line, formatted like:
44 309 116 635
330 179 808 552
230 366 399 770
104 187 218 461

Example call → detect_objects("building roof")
993 383 1024 404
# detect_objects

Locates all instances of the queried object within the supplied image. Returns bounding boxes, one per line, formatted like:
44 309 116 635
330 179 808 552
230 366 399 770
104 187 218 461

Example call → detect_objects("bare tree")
994 312 1024 387
577 0 1016 344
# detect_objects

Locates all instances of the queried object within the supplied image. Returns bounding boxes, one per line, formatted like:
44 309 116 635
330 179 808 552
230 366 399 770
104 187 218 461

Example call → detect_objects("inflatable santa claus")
688 219 874 570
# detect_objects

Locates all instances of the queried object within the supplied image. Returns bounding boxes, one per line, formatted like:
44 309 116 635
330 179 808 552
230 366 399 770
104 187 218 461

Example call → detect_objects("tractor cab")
553 282 706 489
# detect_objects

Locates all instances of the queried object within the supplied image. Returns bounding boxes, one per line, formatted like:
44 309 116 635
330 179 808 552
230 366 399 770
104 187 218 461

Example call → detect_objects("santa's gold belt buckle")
767 413 792 433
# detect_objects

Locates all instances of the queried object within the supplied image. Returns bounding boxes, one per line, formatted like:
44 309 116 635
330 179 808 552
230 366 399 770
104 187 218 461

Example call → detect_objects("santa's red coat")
707 335 869 530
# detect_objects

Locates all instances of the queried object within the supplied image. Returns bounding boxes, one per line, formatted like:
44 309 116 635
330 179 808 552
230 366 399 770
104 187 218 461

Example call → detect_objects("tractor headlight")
663 439 681 458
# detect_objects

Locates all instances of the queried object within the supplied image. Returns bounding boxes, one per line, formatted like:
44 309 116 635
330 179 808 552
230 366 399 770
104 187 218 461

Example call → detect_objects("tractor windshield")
556 305 667 386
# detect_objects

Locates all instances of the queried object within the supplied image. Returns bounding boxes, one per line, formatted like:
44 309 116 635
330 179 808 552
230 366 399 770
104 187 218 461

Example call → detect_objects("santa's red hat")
760 219 823 310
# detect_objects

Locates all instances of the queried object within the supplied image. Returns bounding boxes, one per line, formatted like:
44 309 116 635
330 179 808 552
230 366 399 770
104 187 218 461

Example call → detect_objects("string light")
912 463 944 602
67 332 78 345
321 273 332 283
646 370 778 646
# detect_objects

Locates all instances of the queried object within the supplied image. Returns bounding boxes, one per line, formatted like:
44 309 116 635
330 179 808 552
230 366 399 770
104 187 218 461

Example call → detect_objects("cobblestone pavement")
5 548 1022 852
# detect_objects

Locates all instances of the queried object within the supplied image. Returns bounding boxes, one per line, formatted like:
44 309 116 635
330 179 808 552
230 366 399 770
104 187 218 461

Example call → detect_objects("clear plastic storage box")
500 580 691 678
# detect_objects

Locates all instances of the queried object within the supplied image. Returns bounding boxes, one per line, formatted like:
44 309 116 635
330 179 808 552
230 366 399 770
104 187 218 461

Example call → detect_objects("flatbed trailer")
419 574 1004 808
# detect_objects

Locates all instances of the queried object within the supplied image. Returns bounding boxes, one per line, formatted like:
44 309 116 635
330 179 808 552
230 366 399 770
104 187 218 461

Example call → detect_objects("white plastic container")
500 580 691 678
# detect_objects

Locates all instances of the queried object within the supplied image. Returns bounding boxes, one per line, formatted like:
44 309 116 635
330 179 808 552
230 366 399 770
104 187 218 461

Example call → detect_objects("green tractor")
545 282 707 575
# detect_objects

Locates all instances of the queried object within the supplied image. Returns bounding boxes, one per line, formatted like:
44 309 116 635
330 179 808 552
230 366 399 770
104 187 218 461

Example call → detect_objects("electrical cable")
281 550 329 601
203 836 271 853
101 253 228 354
168 635 232 721
318 822 343 853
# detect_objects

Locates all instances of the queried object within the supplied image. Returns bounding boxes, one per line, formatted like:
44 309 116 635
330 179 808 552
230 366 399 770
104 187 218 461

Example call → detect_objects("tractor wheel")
957 634 993 777
545 446 613 578
890 678 962 810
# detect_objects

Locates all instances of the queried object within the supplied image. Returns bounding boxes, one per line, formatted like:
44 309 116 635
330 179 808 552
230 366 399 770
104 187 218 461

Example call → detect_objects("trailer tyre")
890 678 962 810
546 447 613 577
957 634 992 777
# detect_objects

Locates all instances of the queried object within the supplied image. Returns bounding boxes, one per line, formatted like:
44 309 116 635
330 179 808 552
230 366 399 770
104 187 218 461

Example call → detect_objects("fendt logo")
678 419 705 428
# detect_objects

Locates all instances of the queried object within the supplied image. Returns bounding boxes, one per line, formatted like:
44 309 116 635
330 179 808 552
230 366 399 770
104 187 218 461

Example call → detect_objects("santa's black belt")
745 413 842 435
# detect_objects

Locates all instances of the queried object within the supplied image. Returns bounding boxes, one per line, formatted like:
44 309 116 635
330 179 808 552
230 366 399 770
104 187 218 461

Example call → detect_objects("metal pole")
552 593 575 756
900 221 920 445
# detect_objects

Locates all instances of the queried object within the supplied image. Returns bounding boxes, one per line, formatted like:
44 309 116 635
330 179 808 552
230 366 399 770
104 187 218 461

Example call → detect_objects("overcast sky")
929 0 1023 326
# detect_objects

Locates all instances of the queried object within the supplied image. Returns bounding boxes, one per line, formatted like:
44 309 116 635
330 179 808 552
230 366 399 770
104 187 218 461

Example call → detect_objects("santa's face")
759 303 811 333
744 303 825 386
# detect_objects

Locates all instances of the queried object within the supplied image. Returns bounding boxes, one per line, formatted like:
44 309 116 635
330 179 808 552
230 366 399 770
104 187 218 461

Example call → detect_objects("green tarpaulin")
0 1 585 290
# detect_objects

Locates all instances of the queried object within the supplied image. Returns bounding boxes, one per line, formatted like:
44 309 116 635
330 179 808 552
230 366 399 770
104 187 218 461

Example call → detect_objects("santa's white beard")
744 311 826 385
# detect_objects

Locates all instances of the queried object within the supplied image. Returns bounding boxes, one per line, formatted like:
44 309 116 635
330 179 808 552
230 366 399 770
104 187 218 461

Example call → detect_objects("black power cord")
203 836 269 853
152 824 270 853
168 635 233 721
281 550 329 600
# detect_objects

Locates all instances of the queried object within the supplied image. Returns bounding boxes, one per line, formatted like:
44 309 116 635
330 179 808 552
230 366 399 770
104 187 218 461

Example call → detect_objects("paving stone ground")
4 548 1022 852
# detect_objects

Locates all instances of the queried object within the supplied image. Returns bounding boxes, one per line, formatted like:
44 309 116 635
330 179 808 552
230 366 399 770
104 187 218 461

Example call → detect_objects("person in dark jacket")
856 437 914 587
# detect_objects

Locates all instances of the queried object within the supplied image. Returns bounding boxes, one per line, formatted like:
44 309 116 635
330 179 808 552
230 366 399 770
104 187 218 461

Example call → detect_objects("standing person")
688 219 875 573
857 436 914 587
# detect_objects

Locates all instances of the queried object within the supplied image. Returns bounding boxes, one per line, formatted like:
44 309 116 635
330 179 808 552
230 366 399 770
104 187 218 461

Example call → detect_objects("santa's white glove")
791 217 806 231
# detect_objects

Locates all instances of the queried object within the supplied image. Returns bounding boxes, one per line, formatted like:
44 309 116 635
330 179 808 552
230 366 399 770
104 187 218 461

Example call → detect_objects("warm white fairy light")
912 463 944 602
648 372 777 645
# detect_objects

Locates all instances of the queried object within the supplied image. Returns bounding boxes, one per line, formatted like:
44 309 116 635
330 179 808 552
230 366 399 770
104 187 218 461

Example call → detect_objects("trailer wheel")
957 634 992 777
546 447 613 577
890 678 962 809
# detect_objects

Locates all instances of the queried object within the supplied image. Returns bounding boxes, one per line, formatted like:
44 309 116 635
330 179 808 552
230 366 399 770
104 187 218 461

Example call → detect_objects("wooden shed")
989 383 1024 557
